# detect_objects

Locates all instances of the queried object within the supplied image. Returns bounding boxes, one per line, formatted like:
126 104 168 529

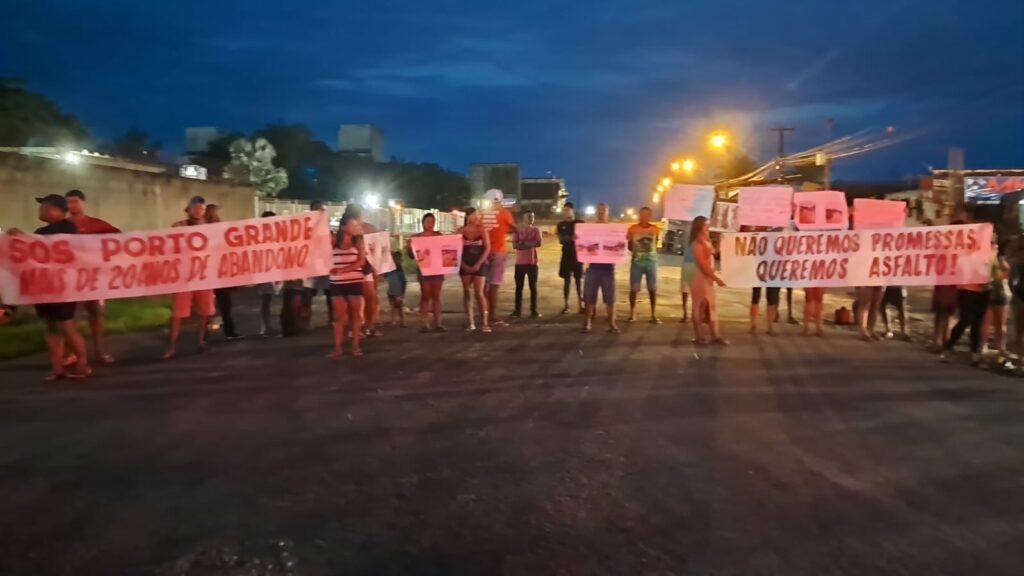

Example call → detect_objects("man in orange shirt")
65 189 120 364
482 189 516 328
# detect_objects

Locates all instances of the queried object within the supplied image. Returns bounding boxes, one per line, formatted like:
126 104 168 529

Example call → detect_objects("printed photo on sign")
363 231 396 274
575 223 629 265
0 212 333 305
737 186 794 227
709 202 739 232
410 235 463 275
719 224 992 288
853 198 907 230
664 184 715 221
793 191 848 231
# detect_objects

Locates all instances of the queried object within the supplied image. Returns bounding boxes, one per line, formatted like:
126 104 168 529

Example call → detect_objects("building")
469 163 520 207
519 177 568 216
338 124 386 162
185 127 230 154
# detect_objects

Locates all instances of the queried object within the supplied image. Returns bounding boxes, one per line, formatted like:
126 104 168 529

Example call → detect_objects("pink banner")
737 186 794 227
0 213 332 305
720 224 993 288
853 198 907 230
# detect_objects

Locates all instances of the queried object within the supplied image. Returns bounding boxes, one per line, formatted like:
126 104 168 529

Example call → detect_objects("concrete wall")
0 152 256 232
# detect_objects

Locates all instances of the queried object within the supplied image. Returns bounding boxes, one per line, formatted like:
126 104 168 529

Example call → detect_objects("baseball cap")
187 195 206 208
36 194 69 212
484 189 503 203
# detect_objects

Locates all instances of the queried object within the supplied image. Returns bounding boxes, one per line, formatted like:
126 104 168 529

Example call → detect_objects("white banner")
720 224 993 288
737 186 793 227
575 223 629 264
0 213 333 305
363 231 396 274
793 191 849 230
664 184 715 221
410 234 463 275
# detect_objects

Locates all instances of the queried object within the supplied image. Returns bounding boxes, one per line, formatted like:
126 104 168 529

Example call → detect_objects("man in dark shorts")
6 195 91 380
582 203 620 334
556 202 584 314
65 189 120 364
750 287 781 335
880 286 908 339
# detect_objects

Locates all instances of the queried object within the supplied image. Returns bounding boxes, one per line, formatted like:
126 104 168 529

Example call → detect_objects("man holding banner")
164 196 216 359
581 204 621 334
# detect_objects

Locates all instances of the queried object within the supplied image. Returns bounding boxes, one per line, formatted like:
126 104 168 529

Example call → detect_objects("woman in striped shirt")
329 215 368 358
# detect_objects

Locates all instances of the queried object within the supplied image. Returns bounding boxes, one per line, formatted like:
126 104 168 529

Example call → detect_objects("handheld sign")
664 184 715 221
364 231 396 274
737 186 793 227
853 198 907 230
575 223 629 265
793 191 849 231
709 202 739 232
410 235 463 275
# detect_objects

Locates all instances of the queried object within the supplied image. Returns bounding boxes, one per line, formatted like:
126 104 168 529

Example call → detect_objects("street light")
660 177 672 187
625 208 635 216
652 193 661 204
363 192 381 209
584 205 597 216
682 158 696 174
708 131 728 151
670 160 681 173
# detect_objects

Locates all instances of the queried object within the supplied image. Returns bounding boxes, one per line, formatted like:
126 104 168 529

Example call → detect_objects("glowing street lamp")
584 205 597 216
652 193 661 204
625 208 635 216
660 177 672 187
363 192 381 209
708 131 728 151
670 160 681 173
681 158 696 174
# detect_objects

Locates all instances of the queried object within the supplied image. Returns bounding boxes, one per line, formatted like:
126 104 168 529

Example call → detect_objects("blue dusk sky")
4 0 1023 206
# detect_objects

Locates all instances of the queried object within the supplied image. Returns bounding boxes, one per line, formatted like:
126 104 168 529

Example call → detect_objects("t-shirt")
69 215 119 234
628 223 660 263
35 220 77 236
330 245 364 284
556 218 583 259
513 226 541 266
484 209 515 254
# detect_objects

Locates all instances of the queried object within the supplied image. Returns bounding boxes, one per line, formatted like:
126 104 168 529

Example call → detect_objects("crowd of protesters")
1 188 1019 379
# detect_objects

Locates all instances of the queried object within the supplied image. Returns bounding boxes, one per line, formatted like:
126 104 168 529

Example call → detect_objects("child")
385 250 408 327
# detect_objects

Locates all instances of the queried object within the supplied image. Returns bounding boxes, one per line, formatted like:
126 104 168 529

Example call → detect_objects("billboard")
965 176 1024 204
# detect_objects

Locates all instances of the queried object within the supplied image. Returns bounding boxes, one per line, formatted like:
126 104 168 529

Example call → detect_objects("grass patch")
0 297 172 360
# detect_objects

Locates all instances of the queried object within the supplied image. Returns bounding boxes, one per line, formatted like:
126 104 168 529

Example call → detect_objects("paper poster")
709 202 739 232
363 231 397 274
664 184 715 221
409 234 463 275
853 198 907 230
737 186 794 227
0 213 332 305
575 223 630 265
720 224 992 288
793 191 849 231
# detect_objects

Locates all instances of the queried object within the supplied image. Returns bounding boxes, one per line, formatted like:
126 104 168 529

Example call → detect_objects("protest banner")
793 191 849 230
0 212 332 305
709 202 739 232
737 186 794 227
575 223 629 265
363 231 396 274
720 224 993 288
410 234 463 275
664 184 715 221
853 198 907 230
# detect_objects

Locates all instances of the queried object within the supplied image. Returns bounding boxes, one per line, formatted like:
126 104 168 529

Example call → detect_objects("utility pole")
769 127 794 184
824 118 834 189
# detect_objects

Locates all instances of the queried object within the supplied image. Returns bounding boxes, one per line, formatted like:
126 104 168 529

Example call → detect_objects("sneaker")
561 307 571 315
530 312 543 319
510 312 522 320
225 333 245 341
884 331 894 339
938 352 951 363
434 325 448 333
492 321 510 328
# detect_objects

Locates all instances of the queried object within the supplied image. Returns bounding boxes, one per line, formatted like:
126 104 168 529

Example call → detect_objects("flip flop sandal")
43 372 65 382
66 368 92 379
98 354 115 365
351 348 364 357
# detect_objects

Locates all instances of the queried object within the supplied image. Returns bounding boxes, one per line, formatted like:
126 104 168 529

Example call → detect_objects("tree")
226 137 288 198
0 79 89 147
106 128 162 162
256 124 335 199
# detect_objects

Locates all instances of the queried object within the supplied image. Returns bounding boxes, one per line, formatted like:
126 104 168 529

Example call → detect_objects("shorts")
80 300 104 315
311 276 331 291
419 275 445 288
751 287 781 306
35 302 77 323
932 285 958 314
680 262 697 294
255 282 277 296
630 260 658 292
583 265 616 306
460 261 486 277
559 253 583 280
330 282 364 299
486 252 508 286
173 290 216 319
989 280 1009 307
881 286 905 308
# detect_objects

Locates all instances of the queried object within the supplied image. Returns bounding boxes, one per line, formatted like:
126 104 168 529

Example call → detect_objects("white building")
338 124 386 162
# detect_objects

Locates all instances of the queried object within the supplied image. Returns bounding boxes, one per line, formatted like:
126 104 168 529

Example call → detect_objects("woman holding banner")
689 216 727 345
803 288 827 337
328 215 367 358
408 213 447 333
459 208 491 332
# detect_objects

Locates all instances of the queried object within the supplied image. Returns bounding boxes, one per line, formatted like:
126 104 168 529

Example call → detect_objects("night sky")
4 0 1023 206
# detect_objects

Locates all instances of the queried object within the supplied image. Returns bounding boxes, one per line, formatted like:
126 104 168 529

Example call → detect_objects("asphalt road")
1 242 1022 575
